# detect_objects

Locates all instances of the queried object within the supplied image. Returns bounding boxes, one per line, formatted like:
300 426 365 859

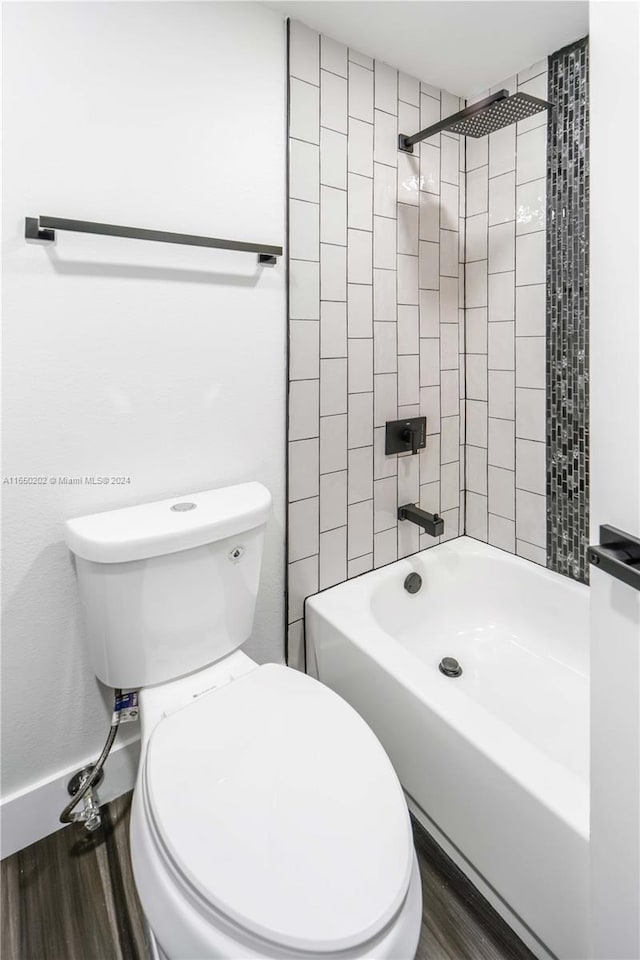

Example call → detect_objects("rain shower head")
398 89 551 152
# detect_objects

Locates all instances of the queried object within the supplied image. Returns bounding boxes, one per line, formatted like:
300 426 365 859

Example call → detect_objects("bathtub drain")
439 657 462 678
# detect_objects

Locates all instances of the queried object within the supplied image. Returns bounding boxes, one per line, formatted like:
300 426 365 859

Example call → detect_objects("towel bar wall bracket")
25 216 281 265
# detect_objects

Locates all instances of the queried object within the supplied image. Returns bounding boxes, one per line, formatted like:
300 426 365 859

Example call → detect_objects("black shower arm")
398 89 509 152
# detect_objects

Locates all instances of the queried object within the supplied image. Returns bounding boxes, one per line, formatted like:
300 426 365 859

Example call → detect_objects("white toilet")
65 482 422 960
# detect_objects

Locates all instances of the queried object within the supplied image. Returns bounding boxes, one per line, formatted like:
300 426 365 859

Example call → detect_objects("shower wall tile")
464 60 549 560
287 22 462 669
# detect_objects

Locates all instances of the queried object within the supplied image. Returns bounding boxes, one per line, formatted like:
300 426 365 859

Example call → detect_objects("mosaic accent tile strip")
546 38 589 583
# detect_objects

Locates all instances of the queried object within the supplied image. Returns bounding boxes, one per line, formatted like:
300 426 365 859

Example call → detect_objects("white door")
590 3 640 957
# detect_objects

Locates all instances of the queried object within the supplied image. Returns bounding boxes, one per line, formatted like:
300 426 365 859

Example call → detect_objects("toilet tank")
65 483 272 688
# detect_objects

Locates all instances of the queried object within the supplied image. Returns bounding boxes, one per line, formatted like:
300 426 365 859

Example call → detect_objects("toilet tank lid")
64 482 272 563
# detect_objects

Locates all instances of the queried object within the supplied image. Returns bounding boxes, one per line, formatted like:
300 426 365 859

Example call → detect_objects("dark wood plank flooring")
2 793 535 960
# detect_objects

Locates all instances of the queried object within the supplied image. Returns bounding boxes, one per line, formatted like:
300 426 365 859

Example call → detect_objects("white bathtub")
307 537 589 960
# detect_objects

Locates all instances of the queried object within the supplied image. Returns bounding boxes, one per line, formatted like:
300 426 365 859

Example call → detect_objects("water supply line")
60 687 123 832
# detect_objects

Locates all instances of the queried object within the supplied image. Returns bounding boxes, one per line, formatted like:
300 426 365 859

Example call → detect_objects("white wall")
589 2 640 956
1 1 286 853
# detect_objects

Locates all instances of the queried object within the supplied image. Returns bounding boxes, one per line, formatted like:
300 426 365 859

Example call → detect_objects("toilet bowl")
65 483 422 959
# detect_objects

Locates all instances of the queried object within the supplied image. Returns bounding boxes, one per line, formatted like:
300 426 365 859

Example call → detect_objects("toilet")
65 482 422 960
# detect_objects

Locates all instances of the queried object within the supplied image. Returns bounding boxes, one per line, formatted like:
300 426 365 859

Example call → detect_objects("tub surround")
287 23 465 669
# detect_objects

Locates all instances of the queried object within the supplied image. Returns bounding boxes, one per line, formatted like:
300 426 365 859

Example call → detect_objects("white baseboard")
406 794 557 960
0 734 140 859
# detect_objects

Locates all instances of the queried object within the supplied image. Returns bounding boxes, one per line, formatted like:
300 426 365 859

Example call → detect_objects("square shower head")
447 92 551 138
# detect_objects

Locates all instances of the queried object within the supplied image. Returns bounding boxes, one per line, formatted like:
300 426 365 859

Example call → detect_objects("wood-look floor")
2 793 535 960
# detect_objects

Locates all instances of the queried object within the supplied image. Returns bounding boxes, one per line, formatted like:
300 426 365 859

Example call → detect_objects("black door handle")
588 525 640 592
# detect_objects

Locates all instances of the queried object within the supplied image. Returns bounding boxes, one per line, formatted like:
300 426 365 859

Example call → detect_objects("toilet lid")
143 664 413 954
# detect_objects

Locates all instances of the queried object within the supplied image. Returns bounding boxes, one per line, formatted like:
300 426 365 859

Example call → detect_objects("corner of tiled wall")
464 60 549 564
287 20 465 669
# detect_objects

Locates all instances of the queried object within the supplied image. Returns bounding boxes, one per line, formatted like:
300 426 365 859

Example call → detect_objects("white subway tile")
440 276 458 324
515 387 545 441
319 526 347 589
466 307 487 353
290 78 319 144
515 489 546 547
373 269 397 322
440 415 459 463
320 128 346 190
320 414 347 472
398 452 420 503
348 499 373 559
291 139 320 202
348 446 373 503
348 283 373 336
374 162 397 217
466 444 487 494
349 61 374 122
289 496 319 561
489 126 516 177
419 480 440 516
441 135 459 185
398 151 421 206
419 289 439 337
374 321 397 373
466 213 488 262
516 231 545 285
398 305 419 354
374 216 396 269
320 186 347 246
320 358 347 415
290 320 320 378
290 22 319 86
374 425 397 479
398 254 419 304
398 204 419 254
466 260 488 307
515 284 545 336
320 302 347 359
290 259 319 319
516 539 547 565
419 191 440 242
488 271 515 322
488 322 515 370
516 336 545 389
373 109 398 167
466 492 488 541
518 59 547 85
349 46 373 70
348 117 374 176
374 373 397 426
289 438 319 501
320 470 347 531
348 173 373 230
418 241 439 290
348 338 374 392
441 369 460 418
399 72 420 106
321 69 347 133
440 229 458 278
320 243 346 300
398 354 420 405
420 385 441 432
441 461 460 511
420 338 440 386
420 143 440 195
488 370 515 419
288 555 318 621
488 221 515 273
290 200 320 261
374 60 397 114
489 171 516 225
348 553 373 577
374 527 398 567
516 439 546 495
467 165 488 215
466 400 488 447
467 354 487 399
374 476 397 532
321 35 348 77
440 324 459 371
420 92 440 132
516 124 547 183
488 466 515 520
348 391 373 448
516 178 546 235
287 620 304 671
289 379 319 441
489 417 515 469
420 433 440 482
488 514 515 553
466 135 488 171
348 229 373 284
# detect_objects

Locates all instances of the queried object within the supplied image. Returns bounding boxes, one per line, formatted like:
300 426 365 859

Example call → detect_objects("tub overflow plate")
439 657 462 678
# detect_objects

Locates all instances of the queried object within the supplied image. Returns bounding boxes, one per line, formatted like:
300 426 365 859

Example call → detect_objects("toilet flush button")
170 502 197 512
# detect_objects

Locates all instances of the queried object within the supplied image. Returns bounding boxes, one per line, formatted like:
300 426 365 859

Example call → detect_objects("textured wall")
1 1 286 805
286 22 465 669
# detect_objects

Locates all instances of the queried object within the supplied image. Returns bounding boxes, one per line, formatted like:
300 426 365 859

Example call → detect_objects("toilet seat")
142 664 414 955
